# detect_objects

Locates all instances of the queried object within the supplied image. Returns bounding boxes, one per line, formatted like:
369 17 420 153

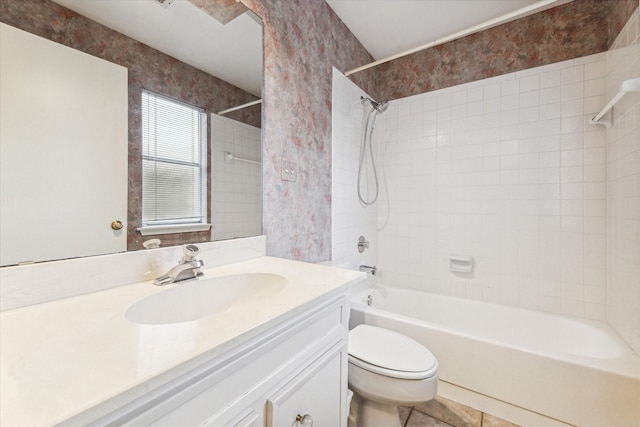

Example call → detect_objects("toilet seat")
349 325 438 380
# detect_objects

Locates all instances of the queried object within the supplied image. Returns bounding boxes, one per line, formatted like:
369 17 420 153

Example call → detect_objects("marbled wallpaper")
606 0 639 47
0 0 261 251
189 0 248 25
242 0 378 262
375 0 639 101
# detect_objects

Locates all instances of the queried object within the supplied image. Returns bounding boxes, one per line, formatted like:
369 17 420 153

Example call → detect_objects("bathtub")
350 285 640 427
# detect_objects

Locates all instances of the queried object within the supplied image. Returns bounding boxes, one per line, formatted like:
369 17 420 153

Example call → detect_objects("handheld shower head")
361 96 389 114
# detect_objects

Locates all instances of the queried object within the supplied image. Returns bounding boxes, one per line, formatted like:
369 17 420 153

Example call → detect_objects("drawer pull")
295 413 313 426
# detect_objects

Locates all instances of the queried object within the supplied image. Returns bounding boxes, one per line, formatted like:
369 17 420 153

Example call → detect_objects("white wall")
210 114 262 241
331 68 378 269
606 8 640 354
375 53 610 320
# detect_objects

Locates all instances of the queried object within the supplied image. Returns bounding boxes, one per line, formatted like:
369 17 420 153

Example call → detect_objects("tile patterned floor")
398 396 521 427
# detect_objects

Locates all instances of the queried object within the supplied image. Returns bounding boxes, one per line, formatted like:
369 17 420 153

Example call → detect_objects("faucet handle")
182 244 200 261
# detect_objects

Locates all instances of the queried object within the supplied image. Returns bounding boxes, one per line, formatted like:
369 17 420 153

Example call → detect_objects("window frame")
138 89 210 236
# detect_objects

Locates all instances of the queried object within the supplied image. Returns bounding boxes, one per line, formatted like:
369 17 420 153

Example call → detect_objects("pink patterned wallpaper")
375 0 639 101
0 0 261 251
189 0 248 25
243 0 378 262
606 0 639 47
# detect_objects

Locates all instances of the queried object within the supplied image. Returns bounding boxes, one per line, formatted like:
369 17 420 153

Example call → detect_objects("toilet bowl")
348 324 438 427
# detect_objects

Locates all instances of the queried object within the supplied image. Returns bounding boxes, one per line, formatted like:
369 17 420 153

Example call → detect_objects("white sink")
125 273 289 325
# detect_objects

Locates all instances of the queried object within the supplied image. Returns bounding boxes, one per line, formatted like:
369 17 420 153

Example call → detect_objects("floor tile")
413 396 482 427
482 413 521 427
399 406 413 425
406 409 454 427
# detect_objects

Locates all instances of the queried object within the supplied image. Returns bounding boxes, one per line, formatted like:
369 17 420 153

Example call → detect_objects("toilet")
348 324 439 427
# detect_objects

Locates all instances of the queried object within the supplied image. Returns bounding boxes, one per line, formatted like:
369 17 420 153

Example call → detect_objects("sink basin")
125 273 289 325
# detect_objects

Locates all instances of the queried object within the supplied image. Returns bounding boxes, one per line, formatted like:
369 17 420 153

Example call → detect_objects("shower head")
361 96 389 114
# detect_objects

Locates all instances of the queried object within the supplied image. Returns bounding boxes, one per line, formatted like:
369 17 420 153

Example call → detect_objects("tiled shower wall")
606 8 640 353
210 114 262 242
376 53 610 320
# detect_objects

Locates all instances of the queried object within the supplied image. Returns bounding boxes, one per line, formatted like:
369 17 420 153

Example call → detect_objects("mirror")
0 0 263 266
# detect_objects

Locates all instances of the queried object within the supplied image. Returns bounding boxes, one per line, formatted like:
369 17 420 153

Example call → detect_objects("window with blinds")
141 90 207 228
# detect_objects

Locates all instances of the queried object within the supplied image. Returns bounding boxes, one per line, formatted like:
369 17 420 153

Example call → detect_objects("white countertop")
0 256 364 426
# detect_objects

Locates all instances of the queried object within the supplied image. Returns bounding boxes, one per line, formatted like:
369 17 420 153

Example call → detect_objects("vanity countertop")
0 256 364 426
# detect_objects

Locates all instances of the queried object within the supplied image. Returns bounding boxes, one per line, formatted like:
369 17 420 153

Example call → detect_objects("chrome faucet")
153 244 204 286
359 265 377 275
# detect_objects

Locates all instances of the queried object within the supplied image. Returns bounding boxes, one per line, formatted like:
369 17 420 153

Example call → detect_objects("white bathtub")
350 285 640 427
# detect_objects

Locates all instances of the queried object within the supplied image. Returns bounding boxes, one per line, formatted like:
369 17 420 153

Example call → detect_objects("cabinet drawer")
267 341 347 427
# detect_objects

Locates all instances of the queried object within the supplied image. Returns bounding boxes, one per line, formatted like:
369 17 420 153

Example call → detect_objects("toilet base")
348 392 403 427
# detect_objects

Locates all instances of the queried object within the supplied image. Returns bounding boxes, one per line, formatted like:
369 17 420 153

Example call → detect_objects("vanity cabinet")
81 291 350 427
266 341 346 426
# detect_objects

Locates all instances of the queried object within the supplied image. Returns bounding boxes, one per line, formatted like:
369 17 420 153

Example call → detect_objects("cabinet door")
267 343 346 427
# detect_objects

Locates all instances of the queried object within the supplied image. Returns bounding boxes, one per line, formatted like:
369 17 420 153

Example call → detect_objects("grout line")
481 411 485 427
411 407 456 427
403 406 414 427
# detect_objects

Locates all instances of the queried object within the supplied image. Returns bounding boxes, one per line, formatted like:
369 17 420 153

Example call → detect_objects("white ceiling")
326 0 570 61
54 0 262 96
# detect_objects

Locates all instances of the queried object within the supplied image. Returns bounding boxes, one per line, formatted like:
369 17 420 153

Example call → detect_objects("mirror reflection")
0 0 263 267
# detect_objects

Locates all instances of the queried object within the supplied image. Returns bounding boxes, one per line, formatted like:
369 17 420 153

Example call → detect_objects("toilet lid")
349 325 437 380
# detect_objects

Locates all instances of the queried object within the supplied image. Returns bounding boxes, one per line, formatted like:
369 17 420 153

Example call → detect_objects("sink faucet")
153 244 204 286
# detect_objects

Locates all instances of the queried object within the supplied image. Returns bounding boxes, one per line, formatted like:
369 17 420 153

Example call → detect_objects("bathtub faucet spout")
359 265 377 275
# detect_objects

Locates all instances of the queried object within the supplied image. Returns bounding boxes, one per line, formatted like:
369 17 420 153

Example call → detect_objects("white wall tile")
370 52 611 317
501 79 519 96
585 60 606 80
584 78 606 97
210 115 262 241
605 7 640 354
540 70 562 88
540 87 561 104
561 82 584 101
562 65 584 84
332 10 638 354
519 75 540 92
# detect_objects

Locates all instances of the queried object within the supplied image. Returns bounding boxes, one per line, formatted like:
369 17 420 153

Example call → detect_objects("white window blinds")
142 90 207 227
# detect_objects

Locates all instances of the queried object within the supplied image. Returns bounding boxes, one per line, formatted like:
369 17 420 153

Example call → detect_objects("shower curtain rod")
345 0 565 77
218 99 262 115
224 151 261 165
